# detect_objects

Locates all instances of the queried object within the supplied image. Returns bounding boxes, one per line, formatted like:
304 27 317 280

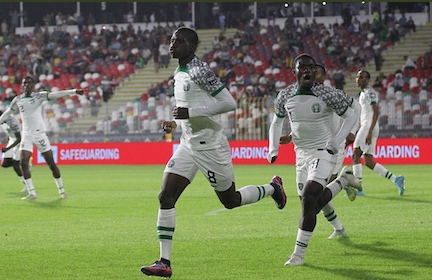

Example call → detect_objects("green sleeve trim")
211 85 226 97
338 105 349 116
275 112 287 118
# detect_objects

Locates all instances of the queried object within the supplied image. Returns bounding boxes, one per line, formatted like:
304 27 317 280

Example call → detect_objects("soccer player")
267 54 362 265
0 76 84 200
0 111 27 191
279 63 361 239
352 70 405 195
140 27 287 278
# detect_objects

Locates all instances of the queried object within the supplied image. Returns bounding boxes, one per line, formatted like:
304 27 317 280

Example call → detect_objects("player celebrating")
278 63 361 239
268 54 362 265
0 76 84 200
0 111 27 191
352 70 405 195
140 27 287 278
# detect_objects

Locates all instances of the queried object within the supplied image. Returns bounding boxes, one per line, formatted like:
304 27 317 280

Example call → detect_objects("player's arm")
0 108 13 124
1 132 21 153
174 88 236 119
268 115 286 163
346 97 361 145
327 106 357 154
366 103 379 144
48 89 85 100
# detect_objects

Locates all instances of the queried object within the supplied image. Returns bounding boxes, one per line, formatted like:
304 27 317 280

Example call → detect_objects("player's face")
314 67 326 84
293 57 316 90
356 71 368 89
169 31 192 60
21 78 34 93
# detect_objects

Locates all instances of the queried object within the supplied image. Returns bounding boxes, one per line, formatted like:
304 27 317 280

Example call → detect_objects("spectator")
212 2 221 28
158 37 170 69
332 69 345 90
101 75 113 102
406 16 416 32
1 19 8 36
402 55 416 70
373 44 384 71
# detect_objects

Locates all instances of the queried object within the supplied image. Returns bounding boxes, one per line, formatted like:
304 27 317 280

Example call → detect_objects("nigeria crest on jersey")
183 81 190 92
311 103 321 113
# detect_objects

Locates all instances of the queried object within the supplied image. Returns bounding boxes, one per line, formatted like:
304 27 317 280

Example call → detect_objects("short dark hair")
176 27 198 46
358 69 370 80
22 75 35 83
293 53 316 65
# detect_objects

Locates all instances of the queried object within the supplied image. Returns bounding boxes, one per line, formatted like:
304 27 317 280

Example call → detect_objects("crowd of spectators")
0 5 431 138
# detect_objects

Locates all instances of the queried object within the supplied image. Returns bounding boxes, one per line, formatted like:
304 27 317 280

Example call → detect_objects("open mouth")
303 74 312 82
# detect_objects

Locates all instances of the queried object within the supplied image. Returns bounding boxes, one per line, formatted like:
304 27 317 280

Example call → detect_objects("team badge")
311 103 321 113
183 81 190 92
298 183 304 191
168 160 175 168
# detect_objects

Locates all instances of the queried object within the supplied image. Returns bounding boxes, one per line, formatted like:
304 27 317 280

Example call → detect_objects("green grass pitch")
1 164 431 280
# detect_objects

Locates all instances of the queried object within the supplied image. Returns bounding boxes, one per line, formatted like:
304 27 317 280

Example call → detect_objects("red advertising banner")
17 138 432 165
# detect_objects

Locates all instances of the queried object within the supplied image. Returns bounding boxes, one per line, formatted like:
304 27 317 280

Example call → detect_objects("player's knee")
2 159 13 167
158 191 175 208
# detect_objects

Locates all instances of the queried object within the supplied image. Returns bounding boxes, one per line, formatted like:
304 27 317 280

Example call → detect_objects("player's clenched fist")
162 121 177 133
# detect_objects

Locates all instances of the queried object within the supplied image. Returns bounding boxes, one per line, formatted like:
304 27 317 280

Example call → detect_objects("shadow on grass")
28 198 65 208
359 195 432 204
306 238 432 279
306 262 411 280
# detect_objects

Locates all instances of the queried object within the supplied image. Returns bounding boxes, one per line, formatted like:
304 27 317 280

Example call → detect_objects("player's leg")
12 147 27 191
352 127 368 195
324 147 346 238
365 129 404 195
41 149 68 198
286 151 333 266
20 149 37 200
322 201 346 239
201 143 285 209
141 144 194 278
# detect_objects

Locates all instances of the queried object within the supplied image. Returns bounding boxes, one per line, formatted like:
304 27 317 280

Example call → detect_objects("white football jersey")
9 91 49 135
0 115 21 141
173 56 227 150
274 82 351 151
358 85 378 128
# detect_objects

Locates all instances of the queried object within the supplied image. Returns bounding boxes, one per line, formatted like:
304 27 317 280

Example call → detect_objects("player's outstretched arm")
48 89 85 100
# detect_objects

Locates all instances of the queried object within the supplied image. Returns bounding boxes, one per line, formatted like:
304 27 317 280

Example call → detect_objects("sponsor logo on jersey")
208 77 218 86
298 183 304 191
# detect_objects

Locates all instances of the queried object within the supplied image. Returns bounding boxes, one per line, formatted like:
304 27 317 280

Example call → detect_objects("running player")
0 76 84 200
140 27 287 278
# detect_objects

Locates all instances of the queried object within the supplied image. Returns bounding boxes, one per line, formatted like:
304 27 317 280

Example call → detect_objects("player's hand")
345 133 355 146
279 134 292 145
161 121 177 133
1 147 7 153
75 89 85 95
173 107 189 119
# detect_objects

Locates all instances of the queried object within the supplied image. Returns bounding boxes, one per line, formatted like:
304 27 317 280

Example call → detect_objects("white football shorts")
295 149 336 196
20 132 52 153
353 124 379 155
164 141 235 192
